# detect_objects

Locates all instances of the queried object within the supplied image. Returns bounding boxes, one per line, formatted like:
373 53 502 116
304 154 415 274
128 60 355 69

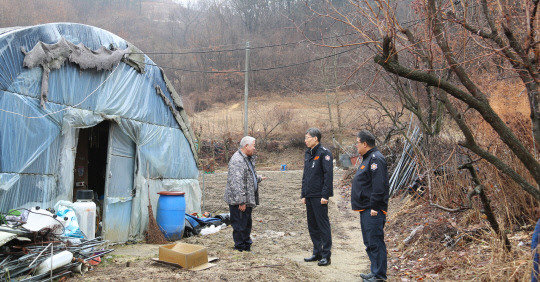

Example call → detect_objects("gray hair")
240 136 256 148
306 128 321 142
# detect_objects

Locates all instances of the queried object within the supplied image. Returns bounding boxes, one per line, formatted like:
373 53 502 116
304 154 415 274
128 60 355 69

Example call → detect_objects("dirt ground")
69 169 371 281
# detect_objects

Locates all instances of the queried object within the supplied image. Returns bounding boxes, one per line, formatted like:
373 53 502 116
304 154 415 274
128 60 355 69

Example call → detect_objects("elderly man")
302 128 333 266
224 136 264 252
352 130 389 281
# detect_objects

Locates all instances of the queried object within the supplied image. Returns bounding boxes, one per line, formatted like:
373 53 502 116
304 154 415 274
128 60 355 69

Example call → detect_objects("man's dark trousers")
360 210 387 280
306 197 332 258
229 205 253 251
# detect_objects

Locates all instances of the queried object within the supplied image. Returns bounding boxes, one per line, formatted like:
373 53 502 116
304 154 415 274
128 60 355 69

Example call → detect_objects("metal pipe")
28 243 52 268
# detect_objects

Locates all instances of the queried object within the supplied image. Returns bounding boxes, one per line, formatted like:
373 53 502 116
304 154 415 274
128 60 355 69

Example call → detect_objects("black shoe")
243 247 251 252
363 277 385 282
233 247 243 252
317 258 331 266
303 255 322 262
360 272 375 279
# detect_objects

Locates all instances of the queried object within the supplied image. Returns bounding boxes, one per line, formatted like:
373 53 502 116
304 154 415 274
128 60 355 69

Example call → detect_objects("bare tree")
306 0 540 201
252 105 293 148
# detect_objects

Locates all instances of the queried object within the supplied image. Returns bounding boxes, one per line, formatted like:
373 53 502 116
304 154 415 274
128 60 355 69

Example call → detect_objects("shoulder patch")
321 146 328 151
325 155 331 161
314 156 320 160
371 163 378 170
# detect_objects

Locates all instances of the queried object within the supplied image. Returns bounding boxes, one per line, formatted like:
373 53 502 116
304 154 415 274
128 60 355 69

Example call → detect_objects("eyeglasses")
305 136 314 140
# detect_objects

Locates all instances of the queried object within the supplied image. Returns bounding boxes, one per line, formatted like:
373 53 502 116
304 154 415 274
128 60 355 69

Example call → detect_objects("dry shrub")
283 121 310 149
387 111 538 280
386 195 532 281
419 111 538 228
184 93 213 113
474 112 538 227
265 140 282 152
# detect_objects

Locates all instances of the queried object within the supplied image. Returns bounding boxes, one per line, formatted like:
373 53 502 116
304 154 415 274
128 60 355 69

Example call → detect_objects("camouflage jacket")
224 150 262 207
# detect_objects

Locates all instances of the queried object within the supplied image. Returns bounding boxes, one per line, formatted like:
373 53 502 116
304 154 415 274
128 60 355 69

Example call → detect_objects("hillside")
190 91 368 170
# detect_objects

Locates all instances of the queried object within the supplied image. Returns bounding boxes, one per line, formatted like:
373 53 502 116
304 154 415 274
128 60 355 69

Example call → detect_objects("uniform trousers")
306 197 332 259
360 210 387 280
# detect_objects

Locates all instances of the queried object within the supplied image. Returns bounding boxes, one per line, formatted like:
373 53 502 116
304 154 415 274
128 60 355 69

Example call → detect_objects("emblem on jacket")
371 163 378 170
314 156 320 160
325 155 330 161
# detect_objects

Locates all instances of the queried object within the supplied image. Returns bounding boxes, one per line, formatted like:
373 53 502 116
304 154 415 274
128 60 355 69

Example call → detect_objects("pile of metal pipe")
0 230 113 281
389 125 423 197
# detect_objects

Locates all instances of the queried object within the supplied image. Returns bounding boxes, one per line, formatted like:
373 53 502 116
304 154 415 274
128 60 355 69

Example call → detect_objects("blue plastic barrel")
156 191 186 240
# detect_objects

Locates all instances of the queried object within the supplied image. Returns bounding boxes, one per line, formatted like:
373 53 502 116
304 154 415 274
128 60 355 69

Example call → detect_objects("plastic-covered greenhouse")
0 23 200 242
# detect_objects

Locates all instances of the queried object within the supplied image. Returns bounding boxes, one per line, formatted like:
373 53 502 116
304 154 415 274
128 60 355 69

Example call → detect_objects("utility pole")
243 41 250 136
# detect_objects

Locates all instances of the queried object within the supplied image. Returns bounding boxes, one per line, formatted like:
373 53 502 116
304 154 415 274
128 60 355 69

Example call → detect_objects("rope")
0 62 121 119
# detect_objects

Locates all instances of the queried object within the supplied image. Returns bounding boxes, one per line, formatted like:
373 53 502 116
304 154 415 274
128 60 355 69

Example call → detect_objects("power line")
136 14 430 56
138 15 429 73
136 32 361 55
134 45 361 74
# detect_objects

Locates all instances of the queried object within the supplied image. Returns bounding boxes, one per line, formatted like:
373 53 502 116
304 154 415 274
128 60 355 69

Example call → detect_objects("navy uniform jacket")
302 143 334 199
351 147 389 211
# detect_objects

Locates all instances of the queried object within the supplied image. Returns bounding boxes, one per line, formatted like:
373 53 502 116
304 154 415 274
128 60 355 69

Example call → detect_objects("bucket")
156 191 186 240
73 190 96 240
339 154 352 168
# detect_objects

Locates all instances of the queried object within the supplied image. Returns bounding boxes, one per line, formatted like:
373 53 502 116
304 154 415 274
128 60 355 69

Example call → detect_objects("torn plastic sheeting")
0 173 19 191
106 197 133 204
0 231 17 247
21 37 129 106
21 37 127 71
60 108 106 133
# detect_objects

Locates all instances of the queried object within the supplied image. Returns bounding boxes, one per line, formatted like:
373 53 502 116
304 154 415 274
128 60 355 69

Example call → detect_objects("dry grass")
190 91 373 142
186 78 539 280
384 194 533 281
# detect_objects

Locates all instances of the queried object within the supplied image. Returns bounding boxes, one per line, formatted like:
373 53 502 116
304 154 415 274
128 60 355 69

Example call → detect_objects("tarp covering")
0 23 200 242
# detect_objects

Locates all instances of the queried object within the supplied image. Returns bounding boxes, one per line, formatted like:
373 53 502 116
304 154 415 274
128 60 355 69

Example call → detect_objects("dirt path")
70 169 370 281
282 170 370 281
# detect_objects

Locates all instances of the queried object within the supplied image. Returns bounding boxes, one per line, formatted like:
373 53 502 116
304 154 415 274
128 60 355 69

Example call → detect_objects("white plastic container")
73 200 96 240
34 250 73 275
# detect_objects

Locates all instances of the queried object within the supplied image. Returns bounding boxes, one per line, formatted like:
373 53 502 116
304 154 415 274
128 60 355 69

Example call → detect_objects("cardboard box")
158 243 213 270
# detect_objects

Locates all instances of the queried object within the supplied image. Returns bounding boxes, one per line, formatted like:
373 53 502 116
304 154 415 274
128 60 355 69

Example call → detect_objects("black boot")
317 258 331 266
303 255 322 262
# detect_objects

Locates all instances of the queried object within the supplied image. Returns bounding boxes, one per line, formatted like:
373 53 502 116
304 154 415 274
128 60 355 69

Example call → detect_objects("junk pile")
183 213 230 238
389 125 423 196
0 205 113 281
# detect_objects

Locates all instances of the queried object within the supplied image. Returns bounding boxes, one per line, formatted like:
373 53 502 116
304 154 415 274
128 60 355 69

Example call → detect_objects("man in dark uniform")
351 130 389 281
301 128 333 266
